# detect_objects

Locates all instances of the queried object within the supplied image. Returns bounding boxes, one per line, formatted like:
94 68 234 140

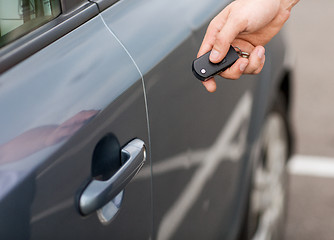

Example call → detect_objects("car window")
0 0 61 48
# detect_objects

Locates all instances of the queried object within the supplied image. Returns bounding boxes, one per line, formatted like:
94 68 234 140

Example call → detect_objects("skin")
198 0 300 92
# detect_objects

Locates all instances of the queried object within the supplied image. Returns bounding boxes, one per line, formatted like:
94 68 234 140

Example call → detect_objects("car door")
0 1 152 239
97 0 259 239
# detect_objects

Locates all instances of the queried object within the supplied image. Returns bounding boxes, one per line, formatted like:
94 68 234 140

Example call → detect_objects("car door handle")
79 139 146 216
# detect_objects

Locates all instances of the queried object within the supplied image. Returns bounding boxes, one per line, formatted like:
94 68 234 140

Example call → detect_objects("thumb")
209 17 247 63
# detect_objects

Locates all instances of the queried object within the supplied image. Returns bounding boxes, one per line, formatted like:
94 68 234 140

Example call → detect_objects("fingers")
202 57 249 92
243 46 265 74
201 46 265 93
219 57 249 80
197 3 248 63
202 78 217 92
197 7 230 58
201 59 247 92
197 22 220 58
210 16 247 63
219 46 265 79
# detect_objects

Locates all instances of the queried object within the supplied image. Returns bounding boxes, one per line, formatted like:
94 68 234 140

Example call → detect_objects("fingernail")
261 56 265 65
257 48 265 59
210 49 220 62
240 62 247 72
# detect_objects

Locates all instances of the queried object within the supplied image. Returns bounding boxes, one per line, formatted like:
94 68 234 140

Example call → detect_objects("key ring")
234 46 250 59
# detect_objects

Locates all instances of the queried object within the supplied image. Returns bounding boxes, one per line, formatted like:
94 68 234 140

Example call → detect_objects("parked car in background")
0 0 293 239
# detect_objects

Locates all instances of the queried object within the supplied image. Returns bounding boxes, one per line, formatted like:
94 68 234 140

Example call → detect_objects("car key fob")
192 46 239 81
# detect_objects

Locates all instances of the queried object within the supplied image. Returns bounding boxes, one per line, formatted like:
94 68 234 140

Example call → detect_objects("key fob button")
192 46 239 81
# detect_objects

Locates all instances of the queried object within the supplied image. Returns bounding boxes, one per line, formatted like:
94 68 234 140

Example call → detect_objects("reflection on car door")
0 14 152 240
98 0 259 239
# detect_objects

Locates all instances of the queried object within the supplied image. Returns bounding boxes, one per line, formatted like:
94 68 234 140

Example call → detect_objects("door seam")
98 13 154 238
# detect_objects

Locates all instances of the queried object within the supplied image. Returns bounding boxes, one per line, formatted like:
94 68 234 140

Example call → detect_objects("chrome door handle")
79 139 146 216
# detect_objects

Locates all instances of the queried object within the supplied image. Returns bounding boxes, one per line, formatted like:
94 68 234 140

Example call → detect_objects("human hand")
198 0 295 92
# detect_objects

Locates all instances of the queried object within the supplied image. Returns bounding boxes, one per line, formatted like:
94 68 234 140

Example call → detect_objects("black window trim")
0 0 98 74
89 0 119 12
0 0 122 74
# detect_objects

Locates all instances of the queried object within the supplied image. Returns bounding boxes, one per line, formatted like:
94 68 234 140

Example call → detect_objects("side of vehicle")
0 0 293 239
98 1 293 238
0 1 152 239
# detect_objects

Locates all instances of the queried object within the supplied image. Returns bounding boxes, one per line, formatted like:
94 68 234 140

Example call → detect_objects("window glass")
0 0 61 48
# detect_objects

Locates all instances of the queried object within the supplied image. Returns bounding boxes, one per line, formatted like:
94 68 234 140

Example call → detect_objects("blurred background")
284 0 334 239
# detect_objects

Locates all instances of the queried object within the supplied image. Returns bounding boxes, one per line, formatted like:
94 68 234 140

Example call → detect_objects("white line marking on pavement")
288 155 334 178
156 92 252 240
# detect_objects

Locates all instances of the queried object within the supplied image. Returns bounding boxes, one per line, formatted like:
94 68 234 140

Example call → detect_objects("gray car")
0 0 293 239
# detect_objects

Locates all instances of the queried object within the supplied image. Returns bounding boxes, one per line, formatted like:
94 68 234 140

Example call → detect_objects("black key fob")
192 46 239 81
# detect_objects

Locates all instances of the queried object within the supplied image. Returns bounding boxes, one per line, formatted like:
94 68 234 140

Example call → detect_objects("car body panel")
99 0 229 75
97 0 275 238
0 14 151 239
0 0 290 239
0 1 99 73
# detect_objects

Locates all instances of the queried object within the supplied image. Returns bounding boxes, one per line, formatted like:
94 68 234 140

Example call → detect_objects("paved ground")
284 173 334 240
283 0 334 239
285 156 334 239
286 0 334 156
